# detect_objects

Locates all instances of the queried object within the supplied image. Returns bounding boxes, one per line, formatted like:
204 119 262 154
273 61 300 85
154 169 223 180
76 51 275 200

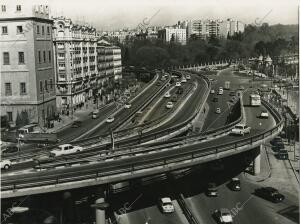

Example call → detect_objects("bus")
250 94 261 106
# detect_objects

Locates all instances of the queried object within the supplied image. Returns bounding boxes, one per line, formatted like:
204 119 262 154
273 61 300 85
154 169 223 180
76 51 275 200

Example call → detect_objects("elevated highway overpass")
1 72 282 198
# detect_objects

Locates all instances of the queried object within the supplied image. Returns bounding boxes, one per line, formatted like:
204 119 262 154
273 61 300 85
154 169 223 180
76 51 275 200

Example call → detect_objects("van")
92 110 99 119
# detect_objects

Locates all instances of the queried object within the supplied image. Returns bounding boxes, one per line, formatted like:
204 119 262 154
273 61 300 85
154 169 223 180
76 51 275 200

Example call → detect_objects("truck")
224 81 230 90
19 132 58 144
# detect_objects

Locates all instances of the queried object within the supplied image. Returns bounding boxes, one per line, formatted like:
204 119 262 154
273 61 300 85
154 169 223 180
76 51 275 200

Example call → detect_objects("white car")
175 82 181 87
181 78 187 83
124 103 131 109
186 75 191 80
166 102 174 109
164 92 171 98
214 209 233 224
106 117 115 123
216 108 221 114
231 124 251 136
1 159 12 170
159 197 175 213
260 110 269 118
50 144 83 157
210 89 215 94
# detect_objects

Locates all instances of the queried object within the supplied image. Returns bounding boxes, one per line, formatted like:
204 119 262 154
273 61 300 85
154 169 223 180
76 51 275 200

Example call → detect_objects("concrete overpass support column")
95 198 105 224
253 145 262 175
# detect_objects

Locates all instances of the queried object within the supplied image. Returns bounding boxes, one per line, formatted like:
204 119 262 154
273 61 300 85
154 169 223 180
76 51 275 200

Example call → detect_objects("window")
5 83 12 96
18 52 25 64
44 80 48 91
1 5 6 12
17 26 23 34
42 26 44 35
38 51 41 63
37 25 40 34
3 52 9 65
43 51 46 62
16 5 21 12
7 112 12 122
39 81 43 93
48 51 51 62
2 26 8 34
47 26 50 35
50 79 53 90
20 82 26 95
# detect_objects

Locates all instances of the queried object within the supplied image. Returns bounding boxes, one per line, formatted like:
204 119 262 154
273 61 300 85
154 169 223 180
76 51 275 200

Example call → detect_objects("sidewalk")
275 88 299 116
244 143 299 199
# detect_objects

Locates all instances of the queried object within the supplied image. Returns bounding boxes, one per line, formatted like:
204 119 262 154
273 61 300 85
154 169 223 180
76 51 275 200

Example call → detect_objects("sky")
8 0 300 30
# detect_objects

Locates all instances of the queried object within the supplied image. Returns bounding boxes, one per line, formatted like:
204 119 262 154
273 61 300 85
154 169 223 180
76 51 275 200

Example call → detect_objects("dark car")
254 187 285 203
229 178 241 191
71 120 82 128
2 145 19 154
212 97 218 102
156 81 162 86
206 182 218 197
270 137 283 145
171 95 178 102
276 149 289 160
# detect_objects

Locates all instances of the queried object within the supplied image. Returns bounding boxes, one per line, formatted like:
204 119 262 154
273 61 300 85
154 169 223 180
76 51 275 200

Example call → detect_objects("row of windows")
4 82 26 96
38 50 52 64
3 51 51 65
1 5 21 12
1 25 51 36
3 52 25 65
4 79 54 96
1 25 24 35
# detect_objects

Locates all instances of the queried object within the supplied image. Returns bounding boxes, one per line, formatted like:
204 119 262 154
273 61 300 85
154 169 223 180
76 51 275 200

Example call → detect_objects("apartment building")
187 19 245 40
97 40 122 104
0 4 56 127
52 17 98 115
158 27 186 45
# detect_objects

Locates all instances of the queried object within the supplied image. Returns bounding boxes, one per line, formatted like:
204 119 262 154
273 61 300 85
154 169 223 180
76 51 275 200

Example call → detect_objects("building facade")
52 17 98 115
0 4 56 127
97 40 122 104
158 28 186 45
187 19 245 40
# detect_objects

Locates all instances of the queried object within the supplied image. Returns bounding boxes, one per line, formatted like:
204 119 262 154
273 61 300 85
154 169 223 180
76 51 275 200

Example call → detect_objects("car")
218 88 224 95
260 110 269 118
186 75 191 80
210 89 215 94
229 178 241 191
181 78 187 83
106 117 115 123
50 144 83 157
156 81 162 86
270 137 283 146
216 108 221 114
214 208 233 224
92 110 99 119
71 120 82 128
164 92 171 98
171 95 178 102
1 145 19 154
276 149 289 160
206 182 218 197
212 97 218 102
0 159 12 170
239 85 245 90
254 187 285 203
158 197 174 213
124 102 131 109
272 141 285 152
175 82 181 87
229 91 236 96
231 124 251 136
161 76 166 81
166 102 174 109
